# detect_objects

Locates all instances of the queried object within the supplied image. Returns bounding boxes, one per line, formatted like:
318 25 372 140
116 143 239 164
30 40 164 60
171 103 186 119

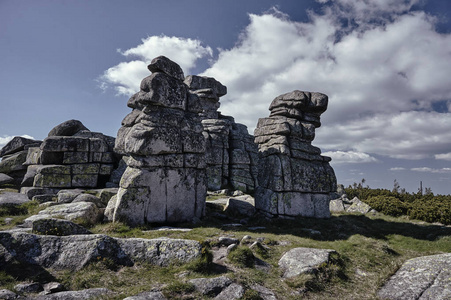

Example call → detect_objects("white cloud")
435 153 451 161
323 150 378 164
411 167 451 174
201 5 451 160
100 35 213 95
0 135 35 149
390 167 406 171
101 2 451 162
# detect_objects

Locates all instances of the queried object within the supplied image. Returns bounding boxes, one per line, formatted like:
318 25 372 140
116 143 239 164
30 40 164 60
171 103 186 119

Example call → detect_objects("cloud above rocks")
322 150 378 164
100 35 213 95
100 1 451 164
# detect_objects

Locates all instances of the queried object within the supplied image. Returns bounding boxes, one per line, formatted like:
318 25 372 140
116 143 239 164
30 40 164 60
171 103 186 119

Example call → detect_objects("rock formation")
20 120 117 193
111 56 207 224
254 90 337 218
184 76 258 194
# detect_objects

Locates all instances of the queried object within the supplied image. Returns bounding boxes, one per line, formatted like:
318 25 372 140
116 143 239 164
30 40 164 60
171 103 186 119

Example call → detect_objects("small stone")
14 282 43 293
43 282 64 294
218 237 240 246
226 243 238 254
0 289 17 300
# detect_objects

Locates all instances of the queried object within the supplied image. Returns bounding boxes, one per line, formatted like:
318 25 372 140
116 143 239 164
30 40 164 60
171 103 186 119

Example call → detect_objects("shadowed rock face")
112 56 207 225
254 90 337 218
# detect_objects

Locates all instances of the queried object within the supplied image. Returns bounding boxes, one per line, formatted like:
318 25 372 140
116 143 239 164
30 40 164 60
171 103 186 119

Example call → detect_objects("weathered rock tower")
254 91 337 218
111 56 207 224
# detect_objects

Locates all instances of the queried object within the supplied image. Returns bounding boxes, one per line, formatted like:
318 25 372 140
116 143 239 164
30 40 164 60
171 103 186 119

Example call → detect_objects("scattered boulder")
47 119 89 137
346 198 373 214
24 202 102 227
33 288 113 300
72 193 104 208
0 289 17 300
278 247 338 278
124 291 167 300
0 231 202 270
329 199 346 212
0 150 28 173
189 276 232 296
224 195 256 217
42 282 65 295
57 189 85 203
32 218 92 236
214 283 245 300
378 253 451 300
250 284 278 300
0 192 30 206
0 136 41 158
218 236 240 246
0 173 14 185
14 282 43 293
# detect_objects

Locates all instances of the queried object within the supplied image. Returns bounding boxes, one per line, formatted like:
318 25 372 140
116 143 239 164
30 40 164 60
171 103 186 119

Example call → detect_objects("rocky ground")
1 188 450 299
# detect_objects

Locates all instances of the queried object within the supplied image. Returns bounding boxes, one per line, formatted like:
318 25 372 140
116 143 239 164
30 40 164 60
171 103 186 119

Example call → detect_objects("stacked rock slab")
184 75 258 194
0 136 42 186
111 56 206 225
254 90 337 218
21 120 117 191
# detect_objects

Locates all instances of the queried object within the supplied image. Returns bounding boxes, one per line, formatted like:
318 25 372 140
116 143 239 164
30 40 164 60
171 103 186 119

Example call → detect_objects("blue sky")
1 0 451 194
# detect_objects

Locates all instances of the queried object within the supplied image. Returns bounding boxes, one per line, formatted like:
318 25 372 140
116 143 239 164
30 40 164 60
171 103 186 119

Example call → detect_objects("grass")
1 200 450 299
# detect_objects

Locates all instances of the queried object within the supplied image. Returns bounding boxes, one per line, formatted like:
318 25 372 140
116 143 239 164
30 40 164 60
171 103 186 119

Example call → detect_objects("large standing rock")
254 91 337 218
111 56 207 225
378 253 451 300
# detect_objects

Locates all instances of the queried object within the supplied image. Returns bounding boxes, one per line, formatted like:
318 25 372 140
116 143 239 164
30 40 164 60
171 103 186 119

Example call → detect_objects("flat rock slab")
34 288 112 300
24 202 101 227
278 247 337 278
0 173 14 185
123 291 167 300
0 192 30 206
32 218 92 236
0 232 202 270
378 253 451 300
224 195 256 217
189 276 232 297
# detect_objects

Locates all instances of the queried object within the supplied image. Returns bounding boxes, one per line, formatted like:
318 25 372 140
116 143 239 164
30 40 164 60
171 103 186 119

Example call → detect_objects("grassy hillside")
1 195 450 299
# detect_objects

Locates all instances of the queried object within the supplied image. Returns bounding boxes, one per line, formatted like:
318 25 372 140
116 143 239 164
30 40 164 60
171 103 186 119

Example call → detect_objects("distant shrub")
365 196 408 217
409 197 451 225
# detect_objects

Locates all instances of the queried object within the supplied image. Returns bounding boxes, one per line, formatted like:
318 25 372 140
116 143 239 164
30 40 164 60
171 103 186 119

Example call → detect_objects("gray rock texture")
0 289 17 300
189 276 232 296
224 195 256 217
124 291 167 300
33 288 113 300
24 202 102 226
111 56 207 224
20 120 118 190
0 192 30 206
32 218 92 236
254 90 337 218
0 173 14 185
47 119 89 137
0 231 202 270
278 247 338 278
378 253 451 300
0 136 41 158
214 283 245 300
